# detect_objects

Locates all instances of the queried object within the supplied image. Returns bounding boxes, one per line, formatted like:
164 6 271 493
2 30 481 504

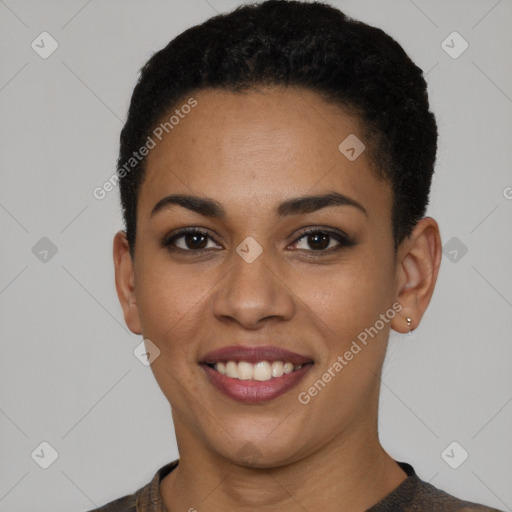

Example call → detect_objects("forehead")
140 86 391 221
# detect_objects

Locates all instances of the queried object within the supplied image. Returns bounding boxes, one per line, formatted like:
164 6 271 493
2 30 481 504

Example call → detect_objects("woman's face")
117 86 405 467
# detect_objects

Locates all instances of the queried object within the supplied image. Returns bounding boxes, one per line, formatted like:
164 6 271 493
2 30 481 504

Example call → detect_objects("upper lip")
199 345 314 365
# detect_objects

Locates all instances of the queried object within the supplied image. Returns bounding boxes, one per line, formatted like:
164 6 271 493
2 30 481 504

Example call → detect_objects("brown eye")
292 228 355 253
178 232 209 250
163 229 221 252
302 232 331 250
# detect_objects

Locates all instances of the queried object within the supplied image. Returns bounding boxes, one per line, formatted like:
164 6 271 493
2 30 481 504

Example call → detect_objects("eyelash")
161 227 356 256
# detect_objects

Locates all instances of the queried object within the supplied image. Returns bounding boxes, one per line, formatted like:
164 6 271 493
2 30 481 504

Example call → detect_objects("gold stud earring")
406 317 413 336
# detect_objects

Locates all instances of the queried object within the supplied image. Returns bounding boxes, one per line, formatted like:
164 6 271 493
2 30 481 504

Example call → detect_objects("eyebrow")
150 191 367 219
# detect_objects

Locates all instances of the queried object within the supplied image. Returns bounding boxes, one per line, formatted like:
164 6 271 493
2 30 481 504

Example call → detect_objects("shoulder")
406 477 503 511
84 493 137 512
368 462 503 512
83 460 179 512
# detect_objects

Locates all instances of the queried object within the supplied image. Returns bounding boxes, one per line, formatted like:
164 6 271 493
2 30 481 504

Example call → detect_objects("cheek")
293 260 393 429
135 259 211 359
297 253 394 341
134 262 209 408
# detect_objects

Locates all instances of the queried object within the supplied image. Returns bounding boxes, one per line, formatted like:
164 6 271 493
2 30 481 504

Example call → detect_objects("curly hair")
117 0 438 258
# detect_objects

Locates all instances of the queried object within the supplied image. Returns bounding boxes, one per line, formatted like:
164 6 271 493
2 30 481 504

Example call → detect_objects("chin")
217 436 306 470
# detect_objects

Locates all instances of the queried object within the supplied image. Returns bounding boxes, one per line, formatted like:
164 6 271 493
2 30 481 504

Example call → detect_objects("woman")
91 1 502 510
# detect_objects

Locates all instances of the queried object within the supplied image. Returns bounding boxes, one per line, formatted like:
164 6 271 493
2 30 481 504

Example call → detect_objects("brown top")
87 459 503 512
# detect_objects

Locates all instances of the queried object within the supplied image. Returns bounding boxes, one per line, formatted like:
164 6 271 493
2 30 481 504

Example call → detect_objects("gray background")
1 0 511 510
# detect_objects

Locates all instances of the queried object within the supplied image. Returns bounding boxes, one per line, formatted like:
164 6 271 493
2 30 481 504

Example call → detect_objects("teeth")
225 361 238 378
271 361 284 378
237 361 253 380
212 360 306 381
283 362 294 374
253 361 271 381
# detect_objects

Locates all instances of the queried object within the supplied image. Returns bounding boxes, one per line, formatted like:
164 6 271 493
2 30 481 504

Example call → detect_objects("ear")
113 230 142 335
391 217 442 334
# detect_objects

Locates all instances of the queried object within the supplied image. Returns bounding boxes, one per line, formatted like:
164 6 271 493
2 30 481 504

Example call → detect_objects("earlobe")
113 230 142 335
391 217 442 334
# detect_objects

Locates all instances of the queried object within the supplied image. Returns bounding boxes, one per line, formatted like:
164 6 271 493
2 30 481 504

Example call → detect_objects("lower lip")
201 364 313 404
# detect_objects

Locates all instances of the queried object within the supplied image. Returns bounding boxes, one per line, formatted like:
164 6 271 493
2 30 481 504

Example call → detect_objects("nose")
212 248 296 329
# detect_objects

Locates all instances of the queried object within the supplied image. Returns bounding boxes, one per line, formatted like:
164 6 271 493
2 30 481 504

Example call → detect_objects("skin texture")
113 86 442 512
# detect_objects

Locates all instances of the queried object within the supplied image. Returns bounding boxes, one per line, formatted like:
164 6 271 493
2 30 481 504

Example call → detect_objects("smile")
208 360 306 381
199 345 314 403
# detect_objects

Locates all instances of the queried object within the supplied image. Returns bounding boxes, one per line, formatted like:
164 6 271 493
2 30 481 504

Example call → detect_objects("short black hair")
118 0 437 258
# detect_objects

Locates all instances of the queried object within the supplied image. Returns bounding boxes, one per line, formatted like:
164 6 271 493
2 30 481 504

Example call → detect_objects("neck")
161 419 407 512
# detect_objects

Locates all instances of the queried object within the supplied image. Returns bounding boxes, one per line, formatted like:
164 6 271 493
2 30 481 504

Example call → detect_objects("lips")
199 345 314 404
